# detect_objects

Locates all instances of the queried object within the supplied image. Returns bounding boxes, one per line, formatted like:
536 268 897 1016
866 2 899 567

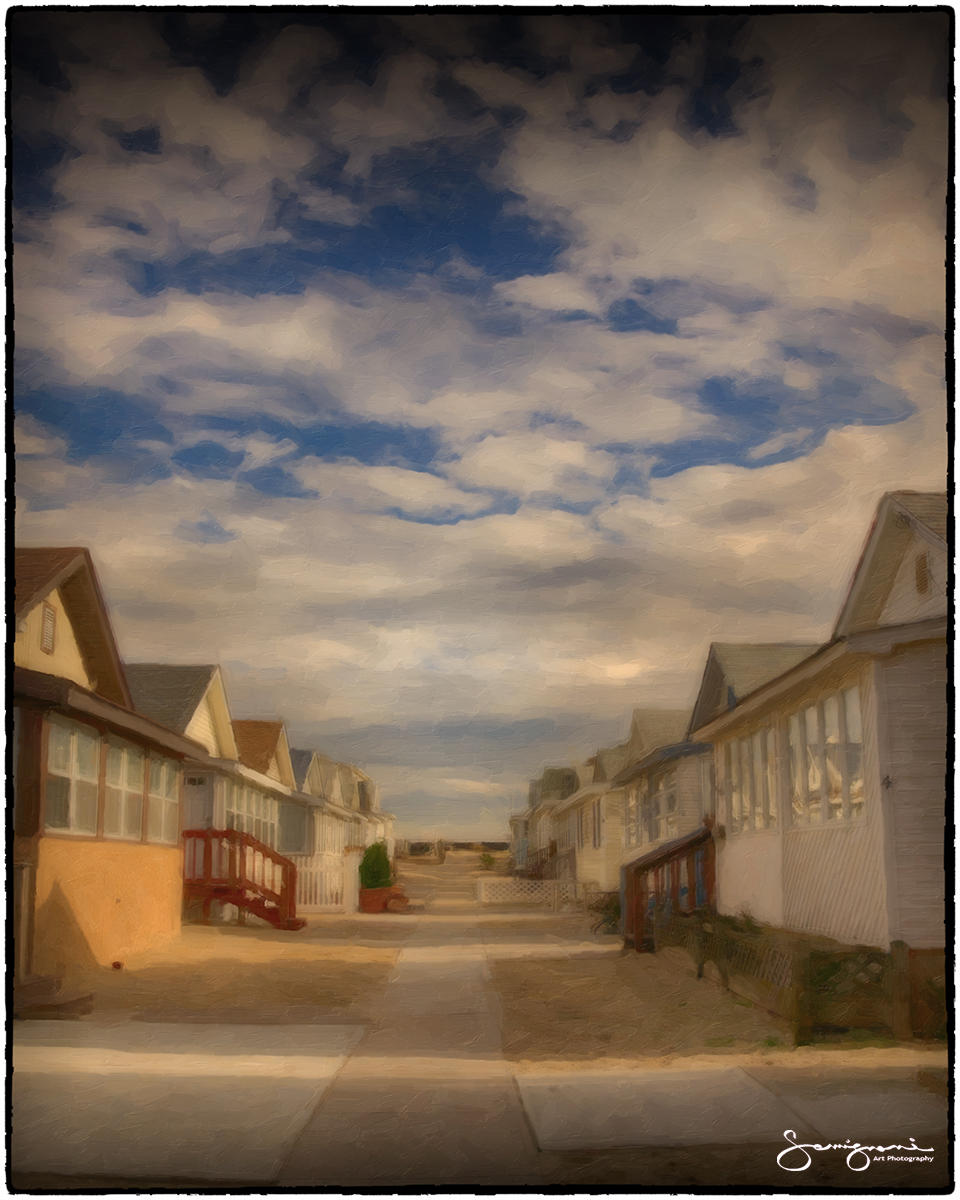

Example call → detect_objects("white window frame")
147 756 181 845
104 739 146 841
44 718 100 835
788 685 863 826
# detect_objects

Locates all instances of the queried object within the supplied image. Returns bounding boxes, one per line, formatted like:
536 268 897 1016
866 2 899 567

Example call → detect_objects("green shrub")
359 842 392 889
588 891 621 933
478 851 496 871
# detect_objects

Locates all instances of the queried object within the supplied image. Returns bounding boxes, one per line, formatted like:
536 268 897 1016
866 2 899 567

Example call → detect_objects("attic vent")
40 603 56 654
915 552 930 596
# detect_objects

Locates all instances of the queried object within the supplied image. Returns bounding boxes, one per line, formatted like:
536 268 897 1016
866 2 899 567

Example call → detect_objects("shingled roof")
125 664 218 733
688 643 819 735
232 720 286 775
889 491 948 545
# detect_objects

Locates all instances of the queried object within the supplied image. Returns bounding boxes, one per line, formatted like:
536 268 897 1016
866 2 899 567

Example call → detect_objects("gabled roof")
687 642 819 735
290 748 316 792
833 490 949 638
125 662 239 760
594 742 631 783
234 720 290 777
626 709 690 764
890 491 948 544
126 664 217 733
14 546 130 707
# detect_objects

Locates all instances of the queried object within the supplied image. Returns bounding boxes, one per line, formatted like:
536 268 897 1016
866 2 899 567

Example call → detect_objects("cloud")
11 12 947 837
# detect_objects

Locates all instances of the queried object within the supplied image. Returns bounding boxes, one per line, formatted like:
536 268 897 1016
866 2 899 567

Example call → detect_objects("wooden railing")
183 828 303 929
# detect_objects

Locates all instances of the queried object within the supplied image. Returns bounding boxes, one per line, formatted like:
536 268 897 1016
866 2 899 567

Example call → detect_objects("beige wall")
33 837 182 975
185 694 221 756
879 532 947 627
717 828 784 925
15 590 91 688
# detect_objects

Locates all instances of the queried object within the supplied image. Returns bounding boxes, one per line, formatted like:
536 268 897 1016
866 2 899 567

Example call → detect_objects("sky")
12 9 949 839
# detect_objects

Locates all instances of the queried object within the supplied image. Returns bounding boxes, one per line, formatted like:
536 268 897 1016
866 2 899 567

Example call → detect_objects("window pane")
75 780 99 833
823 695 843 818
844 687 864 813
45 775 70 828
125 747 145 791
48 723 72 775
106 745 124 787
124 793 144 840
150 760 164 796
765 728 778 829
729 743 742 832
162 797 179 844
148 796 164 841
804 706 822 823
104 786 123 837
751 731 765 829
76 729 100 780
788 713 805 825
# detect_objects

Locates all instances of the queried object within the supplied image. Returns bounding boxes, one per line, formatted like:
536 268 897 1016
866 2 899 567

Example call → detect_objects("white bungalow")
691 491 947 1036
551 746 630 893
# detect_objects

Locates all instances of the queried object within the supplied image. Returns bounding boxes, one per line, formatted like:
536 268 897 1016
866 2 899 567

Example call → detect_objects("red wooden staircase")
183 828 306 930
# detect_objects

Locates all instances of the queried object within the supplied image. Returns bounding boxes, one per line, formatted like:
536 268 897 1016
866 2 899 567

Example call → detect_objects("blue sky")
12 11 948 837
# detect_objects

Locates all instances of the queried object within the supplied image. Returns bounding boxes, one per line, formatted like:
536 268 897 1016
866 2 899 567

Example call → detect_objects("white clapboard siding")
882 640 947 949
185 696 221 757
878 531 948 628
781 666 888 948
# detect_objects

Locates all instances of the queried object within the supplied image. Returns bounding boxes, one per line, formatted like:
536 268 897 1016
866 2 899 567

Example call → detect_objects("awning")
622 823 713 874
612 741 708 787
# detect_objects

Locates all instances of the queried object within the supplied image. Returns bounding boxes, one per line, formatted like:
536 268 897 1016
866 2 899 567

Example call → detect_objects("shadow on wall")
32 881 99 978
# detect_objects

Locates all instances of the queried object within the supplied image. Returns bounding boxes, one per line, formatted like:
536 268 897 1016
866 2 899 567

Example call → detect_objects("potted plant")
358 842 408 913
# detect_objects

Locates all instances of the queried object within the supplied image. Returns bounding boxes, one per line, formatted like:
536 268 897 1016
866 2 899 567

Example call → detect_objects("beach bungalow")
691 491 948 1036
523 766 581 877
551 745 630 894
12 549 204 987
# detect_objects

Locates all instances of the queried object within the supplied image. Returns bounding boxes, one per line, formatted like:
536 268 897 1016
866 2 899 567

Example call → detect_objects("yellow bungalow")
13 548 203 987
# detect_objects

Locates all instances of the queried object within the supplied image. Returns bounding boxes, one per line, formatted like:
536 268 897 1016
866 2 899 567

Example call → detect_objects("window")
40 603 56 654
915 552 930 595
45 719 99 834
645 770 678 842
576 807 585 850
104 741 145 840
787 685 864 825
722 726 780 834
625 786 638 846
147 757 180 844
279 801 310 855
592 797 603 849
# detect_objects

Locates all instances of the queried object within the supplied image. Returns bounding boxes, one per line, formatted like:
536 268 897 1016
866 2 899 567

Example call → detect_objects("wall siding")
878 532 947 627
185 697 221 757
15 589 91 689
882 641 947 949
717 830 783 925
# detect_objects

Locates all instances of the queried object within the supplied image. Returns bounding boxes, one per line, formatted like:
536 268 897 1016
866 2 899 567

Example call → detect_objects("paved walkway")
11 853 950 1190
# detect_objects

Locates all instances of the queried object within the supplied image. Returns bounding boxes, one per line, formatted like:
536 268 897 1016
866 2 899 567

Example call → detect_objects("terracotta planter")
359 885 406 914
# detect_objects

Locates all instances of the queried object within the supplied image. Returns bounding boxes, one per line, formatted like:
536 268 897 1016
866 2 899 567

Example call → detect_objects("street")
12 852 949 1191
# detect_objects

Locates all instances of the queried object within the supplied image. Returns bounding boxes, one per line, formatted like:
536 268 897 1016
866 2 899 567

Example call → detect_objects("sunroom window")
147 757 180 844
104 740 145 840
45 719 99 834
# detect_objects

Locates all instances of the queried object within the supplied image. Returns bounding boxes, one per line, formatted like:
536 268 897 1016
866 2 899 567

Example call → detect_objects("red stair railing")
183 828 303 929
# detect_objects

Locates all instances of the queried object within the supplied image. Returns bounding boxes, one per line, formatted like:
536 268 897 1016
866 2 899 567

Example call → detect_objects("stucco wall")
33 837 182 975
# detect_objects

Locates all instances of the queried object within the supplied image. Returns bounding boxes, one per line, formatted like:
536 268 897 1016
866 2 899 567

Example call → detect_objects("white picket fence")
292 856 346 912
476 877 578 908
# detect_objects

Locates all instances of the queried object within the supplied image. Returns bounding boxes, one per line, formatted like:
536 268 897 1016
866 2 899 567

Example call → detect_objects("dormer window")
40 602 56 654
915 552 930 596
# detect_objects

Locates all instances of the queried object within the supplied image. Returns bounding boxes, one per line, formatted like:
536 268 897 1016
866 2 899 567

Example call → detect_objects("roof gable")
834 491 949 637
14 546 130 707
688 643 818 733
626 709 690 763
125 664 239 759
233 719 296 787
290 748 316 792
